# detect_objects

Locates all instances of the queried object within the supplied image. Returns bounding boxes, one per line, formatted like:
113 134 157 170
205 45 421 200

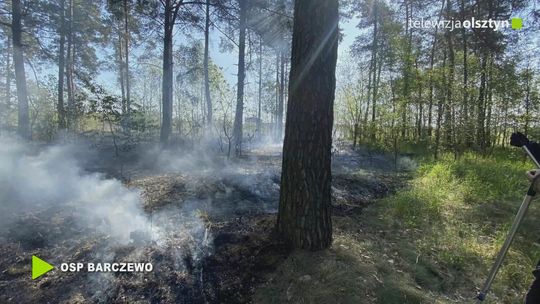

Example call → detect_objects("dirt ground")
0 140 405 303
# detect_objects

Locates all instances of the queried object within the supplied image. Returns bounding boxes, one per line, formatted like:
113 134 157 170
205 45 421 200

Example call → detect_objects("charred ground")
0 140 405 304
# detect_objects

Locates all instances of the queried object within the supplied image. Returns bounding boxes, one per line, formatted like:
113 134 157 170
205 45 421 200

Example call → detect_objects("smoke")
0 135 151 244
141 138 282 216
0 134 285 302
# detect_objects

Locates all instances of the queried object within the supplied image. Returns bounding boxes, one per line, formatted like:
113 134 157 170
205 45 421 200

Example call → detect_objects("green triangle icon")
32 255 54 280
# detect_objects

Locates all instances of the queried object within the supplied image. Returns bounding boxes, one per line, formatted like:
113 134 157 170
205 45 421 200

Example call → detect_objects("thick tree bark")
232 0 247 155
57 0 66 129
160 0 174 145
203 0 212 127
277 0 338 250
11 0 30 139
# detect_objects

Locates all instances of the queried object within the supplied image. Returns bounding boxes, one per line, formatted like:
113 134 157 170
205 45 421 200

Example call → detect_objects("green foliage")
373 150 540 302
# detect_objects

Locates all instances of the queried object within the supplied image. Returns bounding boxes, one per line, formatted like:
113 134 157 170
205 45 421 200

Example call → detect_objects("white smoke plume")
0 135 151 244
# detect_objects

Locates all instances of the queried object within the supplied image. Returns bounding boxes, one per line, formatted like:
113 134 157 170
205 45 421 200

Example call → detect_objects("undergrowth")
255 150 540 303
371 151 540 303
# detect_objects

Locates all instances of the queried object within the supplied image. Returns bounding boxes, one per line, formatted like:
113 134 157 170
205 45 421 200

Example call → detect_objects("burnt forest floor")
0 139 412 304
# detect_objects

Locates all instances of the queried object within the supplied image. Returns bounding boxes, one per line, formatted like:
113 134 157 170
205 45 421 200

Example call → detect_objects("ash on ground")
0 142 404 303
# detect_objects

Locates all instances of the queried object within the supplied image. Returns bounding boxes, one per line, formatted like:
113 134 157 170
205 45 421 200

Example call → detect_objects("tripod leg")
476 185 536 303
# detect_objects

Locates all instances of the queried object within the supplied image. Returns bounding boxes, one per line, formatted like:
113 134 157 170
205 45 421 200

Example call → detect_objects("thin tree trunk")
476 50 488 153
123 0 131 130
117 34 126 111
5 36 11 109
203 0 212 127
12 0 30 139
57 0 66 129
278 0 338 250
257 36 263 135
371 53 382 140
276 50 285 141
476 0 493 153
434 50 447 160
65 0 75 129
485 54 493 149
524 67 531 136
402 0 412 139
444 0 454 149
274 52 279 131
160 0 174 145
232 0 247 155
416 59 423 138
370 3 378 140
363 61 372 140
461 0 469 146
427 0 445 138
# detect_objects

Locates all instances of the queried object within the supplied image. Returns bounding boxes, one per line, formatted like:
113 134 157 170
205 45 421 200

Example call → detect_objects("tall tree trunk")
485 57 493 150
444 0 454 149
65 0 75 129
427 0 445 138
5 36 11 109
401 0 413 139
476 0 493 153
524 67 531 136
502 95 509 148
476 50 488 153
277 0 338 250
232 0 247 155
57 0 66 129
434 50 447 159
123 0 131 130
203 0 212 127
276 50 285 141
416 59 423 138
363 61 372 140
12 0 30 139
461 0 469 146
160 0 174 145
369 3 378 140
257 36 263 135
117 35 126 111
371 53 382 140
274 52 279 128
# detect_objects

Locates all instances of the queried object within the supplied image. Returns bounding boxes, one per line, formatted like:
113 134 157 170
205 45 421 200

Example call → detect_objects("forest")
1 0 540 303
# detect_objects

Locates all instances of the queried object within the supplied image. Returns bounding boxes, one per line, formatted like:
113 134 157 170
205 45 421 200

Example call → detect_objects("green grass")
254 150 540 303
372 152 540 302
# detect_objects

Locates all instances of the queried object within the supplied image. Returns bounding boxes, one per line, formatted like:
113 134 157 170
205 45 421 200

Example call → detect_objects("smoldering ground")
0 135 288 303
0 136 153 243
0 135 402 303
